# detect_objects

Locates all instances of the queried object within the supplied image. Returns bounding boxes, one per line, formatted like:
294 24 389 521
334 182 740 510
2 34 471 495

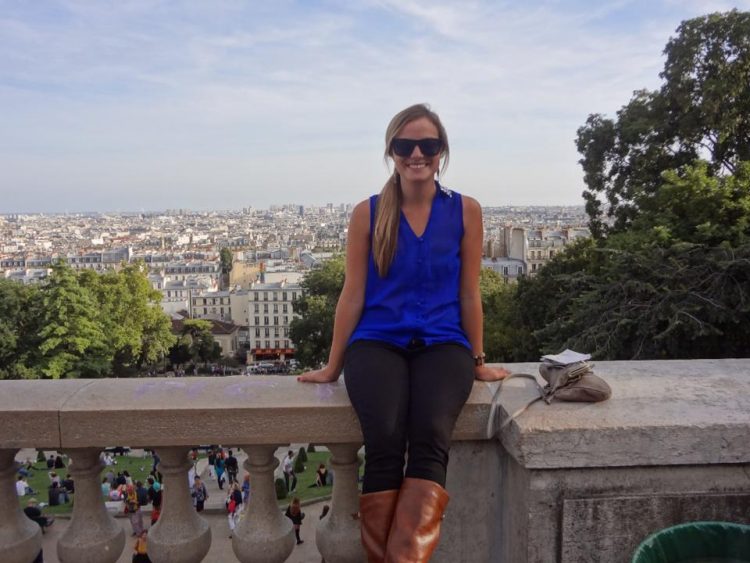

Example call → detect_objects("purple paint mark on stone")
224 379 278 397
133 380 194 398
224 383 250 397
186 381 209 398
316 383 337 401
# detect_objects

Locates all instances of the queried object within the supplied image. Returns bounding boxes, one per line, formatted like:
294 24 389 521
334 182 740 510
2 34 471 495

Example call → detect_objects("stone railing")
1 359 749 562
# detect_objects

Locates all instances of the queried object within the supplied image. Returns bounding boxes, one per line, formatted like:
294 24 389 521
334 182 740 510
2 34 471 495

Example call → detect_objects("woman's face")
391 117 442 184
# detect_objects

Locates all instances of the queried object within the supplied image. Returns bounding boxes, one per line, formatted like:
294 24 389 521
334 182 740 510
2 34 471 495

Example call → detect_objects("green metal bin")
632 522 750 563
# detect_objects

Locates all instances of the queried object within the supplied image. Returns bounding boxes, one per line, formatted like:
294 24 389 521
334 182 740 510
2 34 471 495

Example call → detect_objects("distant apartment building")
190 290 232 322
246 279 301 362
181 276 303 363
67 246 132 270
2 268 50 284
164 261 221 285
484 226 590 281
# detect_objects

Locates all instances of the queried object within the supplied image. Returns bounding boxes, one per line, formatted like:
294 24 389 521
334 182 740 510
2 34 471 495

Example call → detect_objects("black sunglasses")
390 138 444 157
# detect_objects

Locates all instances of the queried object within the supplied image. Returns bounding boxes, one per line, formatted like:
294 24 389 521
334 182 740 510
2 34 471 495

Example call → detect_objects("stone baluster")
148 447 211 563
0 449 42 563
317 443 366 563
232 445 294 563
57 448 125 563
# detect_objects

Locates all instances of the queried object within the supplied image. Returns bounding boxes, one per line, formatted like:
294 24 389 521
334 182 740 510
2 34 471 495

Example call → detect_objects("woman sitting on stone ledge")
299 103 509 562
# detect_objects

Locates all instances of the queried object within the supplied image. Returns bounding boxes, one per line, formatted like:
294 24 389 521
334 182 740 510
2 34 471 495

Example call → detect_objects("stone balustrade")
0 359 749 562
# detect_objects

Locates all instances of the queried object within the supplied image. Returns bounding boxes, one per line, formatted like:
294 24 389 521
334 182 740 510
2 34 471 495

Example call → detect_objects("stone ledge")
0 375 494 449
493 358 750 468
1 359 747 470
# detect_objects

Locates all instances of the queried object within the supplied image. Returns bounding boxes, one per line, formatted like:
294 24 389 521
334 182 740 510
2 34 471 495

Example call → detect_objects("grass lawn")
18 448 360 514
275 450 365 507
18 452 156 515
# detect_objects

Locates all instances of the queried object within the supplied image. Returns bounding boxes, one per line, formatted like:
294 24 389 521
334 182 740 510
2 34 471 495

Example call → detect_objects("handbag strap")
484 373 545 439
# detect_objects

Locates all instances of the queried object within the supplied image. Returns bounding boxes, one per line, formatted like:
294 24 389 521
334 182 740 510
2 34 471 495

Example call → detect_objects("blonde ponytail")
373 172 402 277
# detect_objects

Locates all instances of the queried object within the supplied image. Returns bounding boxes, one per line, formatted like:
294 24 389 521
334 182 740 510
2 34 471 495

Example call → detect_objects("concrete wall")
1 359 749 562
489 358 750 562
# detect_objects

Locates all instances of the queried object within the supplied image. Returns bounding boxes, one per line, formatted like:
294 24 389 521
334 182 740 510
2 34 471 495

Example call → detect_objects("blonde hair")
373 104 449 276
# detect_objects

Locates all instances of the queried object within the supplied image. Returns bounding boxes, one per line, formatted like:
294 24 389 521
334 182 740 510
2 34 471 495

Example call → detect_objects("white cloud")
0 1 742 211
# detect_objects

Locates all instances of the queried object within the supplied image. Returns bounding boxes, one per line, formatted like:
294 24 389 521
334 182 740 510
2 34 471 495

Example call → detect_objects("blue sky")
1 0 749 213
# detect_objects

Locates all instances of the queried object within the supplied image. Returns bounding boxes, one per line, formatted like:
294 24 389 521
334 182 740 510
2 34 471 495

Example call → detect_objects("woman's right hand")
297 365 341 383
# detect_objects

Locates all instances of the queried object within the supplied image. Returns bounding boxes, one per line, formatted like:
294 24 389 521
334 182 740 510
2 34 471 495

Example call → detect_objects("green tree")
576 10 750 237
168 336 193 368
480 268 535 362
181 319 221 367
78 262 175 375
220 248 233 290
0 280 43 379
630 161 750 247
38 262 110 378
139 305 177 369
2 262 176 379
531 241 750 359
513 161 750 360
289 257 344 369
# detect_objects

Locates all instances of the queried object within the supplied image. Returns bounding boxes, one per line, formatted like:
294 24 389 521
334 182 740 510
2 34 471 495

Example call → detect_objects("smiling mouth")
407 162 429 169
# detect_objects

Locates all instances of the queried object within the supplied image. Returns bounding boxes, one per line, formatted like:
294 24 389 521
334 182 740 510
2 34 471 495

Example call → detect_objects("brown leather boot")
384 478 450 563
360 489 400 562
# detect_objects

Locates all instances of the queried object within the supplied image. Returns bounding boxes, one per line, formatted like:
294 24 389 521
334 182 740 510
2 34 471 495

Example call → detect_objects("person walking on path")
241 472 251 504
284 497 305 545
191 476 208 512
123 484 145 537
215 451 226 490
135 480 149 508
207 448 216 479
226 482 243 539
298 104 510 562
132 530 152 563
282 450 297 493
147 477 162 525
225 450 239 485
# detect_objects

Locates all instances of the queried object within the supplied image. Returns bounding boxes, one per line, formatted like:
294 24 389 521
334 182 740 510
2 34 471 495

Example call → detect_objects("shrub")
297 446 308 463
293 454 305 474
275 478 287 500
36 450 46 463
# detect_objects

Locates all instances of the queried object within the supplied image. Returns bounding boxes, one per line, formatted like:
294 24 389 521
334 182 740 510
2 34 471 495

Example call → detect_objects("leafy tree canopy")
220 248 233 274
1 261 175 379
289 256 344 369
514 161 750 360
577 10 750 237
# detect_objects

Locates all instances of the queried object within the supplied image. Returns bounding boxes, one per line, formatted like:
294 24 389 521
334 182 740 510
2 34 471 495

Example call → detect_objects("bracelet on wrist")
473 352 486 367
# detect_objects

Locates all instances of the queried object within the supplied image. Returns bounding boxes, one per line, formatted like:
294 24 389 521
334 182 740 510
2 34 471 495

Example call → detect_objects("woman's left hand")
474 365 511 382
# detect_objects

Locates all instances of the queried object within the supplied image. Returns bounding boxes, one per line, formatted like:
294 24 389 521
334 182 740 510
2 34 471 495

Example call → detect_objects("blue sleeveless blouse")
348 182 471 350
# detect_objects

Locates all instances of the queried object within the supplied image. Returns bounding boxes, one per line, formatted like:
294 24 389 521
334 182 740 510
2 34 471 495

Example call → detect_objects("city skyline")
2 1 749 213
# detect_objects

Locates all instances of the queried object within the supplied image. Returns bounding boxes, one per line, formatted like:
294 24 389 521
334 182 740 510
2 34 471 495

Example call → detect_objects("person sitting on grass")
17 476 35 496
62 473 75 495
309 463 329 488
101 477 111 498
48 481 68 506
23 499 54 532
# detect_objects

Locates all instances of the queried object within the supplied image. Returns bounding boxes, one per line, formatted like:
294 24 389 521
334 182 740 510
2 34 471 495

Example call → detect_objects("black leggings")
344 340 475 494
